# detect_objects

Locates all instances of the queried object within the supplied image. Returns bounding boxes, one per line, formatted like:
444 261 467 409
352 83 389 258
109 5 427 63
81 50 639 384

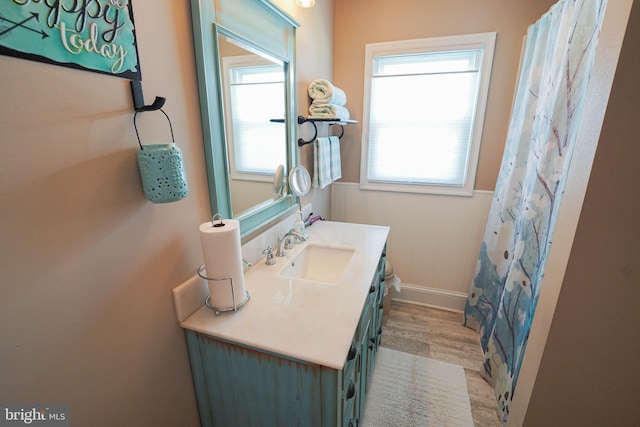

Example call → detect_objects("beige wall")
0 1 333 425
333 0 557 189
330 0 557 309
274 0 335 218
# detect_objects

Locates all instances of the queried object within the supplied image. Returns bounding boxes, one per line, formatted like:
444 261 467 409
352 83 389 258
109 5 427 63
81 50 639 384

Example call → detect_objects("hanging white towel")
313 137 333 189
313 136 342 189
329 136 342 181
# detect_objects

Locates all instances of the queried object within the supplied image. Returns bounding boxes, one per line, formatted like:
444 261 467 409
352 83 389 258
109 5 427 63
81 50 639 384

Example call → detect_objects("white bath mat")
361 347 473 426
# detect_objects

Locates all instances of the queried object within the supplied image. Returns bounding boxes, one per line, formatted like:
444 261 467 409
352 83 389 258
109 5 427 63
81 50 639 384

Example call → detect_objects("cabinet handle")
347 344 357 361
346 381 356 400
369 284 376 293
369 337 375 350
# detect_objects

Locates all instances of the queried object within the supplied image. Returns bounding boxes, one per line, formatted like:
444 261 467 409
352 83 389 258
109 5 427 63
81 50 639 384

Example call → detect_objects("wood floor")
381 300 501 427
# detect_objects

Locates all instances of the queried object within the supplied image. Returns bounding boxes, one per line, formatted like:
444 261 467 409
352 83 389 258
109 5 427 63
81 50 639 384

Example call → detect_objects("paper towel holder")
197 266 250 315
210 213 226 228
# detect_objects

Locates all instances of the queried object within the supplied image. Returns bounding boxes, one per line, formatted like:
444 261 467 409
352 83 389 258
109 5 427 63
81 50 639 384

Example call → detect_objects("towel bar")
296 116 357 146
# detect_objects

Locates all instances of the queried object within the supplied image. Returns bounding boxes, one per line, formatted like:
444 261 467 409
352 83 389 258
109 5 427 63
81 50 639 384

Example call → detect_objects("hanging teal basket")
134 109 189 203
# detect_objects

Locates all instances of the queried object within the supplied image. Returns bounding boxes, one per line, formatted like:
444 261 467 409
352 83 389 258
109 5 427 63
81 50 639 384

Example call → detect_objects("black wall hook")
130 80 166 112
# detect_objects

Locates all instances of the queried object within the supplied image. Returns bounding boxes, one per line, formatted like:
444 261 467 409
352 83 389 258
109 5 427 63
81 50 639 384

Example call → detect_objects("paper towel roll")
199 218 247 310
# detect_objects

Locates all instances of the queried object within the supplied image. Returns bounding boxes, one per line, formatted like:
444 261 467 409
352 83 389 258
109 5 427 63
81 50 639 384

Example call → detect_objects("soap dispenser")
293 210 307 240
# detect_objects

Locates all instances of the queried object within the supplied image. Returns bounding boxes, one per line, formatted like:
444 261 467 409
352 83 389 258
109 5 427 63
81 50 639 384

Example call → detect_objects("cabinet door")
372 251 386 354
357 314 371 420
366 275 380 384
374 270 385 350
186 332 331 427
342 340 359 426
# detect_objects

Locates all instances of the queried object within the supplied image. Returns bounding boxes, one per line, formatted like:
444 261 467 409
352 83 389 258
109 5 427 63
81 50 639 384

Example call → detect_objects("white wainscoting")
331 183 493 312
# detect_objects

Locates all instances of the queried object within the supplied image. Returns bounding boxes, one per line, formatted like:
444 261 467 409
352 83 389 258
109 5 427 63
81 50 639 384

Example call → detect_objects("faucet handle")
263 247 276 265
284 236 294 250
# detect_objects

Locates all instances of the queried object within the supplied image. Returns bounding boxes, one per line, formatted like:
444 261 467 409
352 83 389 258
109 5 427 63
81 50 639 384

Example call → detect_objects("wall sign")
0 0 141 80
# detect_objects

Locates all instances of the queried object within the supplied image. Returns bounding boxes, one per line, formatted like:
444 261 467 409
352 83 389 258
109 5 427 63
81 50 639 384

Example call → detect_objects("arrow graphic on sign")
0 12 49 39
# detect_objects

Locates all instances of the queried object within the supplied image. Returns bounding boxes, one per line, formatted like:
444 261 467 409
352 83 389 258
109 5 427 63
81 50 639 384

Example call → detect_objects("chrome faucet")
276 229 307 257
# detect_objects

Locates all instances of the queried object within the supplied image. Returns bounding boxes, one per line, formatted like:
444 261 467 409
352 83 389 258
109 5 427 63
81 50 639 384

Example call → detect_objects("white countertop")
174 221 389 370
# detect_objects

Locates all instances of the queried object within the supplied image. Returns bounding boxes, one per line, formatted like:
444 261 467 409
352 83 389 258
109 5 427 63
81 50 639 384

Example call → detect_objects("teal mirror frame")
190 0 300 236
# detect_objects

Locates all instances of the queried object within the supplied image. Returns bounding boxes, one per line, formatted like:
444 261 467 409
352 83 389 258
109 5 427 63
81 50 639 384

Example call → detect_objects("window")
222 56 286 181
360 33 496 196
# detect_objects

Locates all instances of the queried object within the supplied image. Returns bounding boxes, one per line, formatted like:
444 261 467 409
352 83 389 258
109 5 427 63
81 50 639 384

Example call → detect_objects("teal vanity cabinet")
184 249 387 427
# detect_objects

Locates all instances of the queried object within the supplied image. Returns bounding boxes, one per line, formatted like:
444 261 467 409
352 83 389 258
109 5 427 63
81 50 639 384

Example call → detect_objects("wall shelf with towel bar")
296 116 357 147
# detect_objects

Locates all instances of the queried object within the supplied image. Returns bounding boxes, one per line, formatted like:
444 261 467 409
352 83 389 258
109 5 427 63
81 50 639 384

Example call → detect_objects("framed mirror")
190 0 299 236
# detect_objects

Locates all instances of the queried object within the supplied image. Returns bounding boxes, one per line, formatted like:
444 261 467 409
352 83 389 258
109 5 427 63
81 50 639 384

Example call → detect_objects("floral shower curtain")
463 0 607 423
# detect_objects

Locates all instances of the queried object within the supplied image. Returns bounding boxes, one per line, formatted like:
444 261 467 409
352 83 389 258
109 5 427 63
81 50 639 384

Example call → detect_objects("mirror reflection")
218 35 288 216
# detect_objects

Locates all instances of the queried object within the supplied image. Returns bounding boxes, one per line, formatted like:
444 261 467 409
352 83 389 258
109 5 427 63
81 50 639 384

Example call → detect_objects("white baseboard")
390 283 468 313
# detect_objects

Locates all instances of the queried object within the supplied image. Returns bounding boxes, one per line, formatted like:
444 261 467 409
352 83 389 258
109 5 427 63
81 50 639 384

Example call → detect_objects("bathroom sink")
279 244 355 283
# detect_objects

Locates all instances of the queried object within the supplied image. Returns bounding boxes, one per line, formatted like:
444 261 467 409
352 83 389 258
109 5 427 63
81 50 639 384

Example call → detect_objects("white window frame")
360 32 496 196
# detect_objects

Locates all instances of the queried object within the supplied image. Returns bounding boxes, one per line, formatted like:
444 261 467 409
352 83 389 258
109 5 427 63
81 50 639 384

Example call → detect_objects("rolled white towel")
308 79 347 106
308 103 350 121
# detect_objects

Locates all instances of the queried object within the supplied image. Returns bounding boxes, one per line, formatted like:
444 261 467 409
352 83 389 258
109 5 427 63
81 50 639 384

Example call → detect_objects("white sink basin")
279 244 355 283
